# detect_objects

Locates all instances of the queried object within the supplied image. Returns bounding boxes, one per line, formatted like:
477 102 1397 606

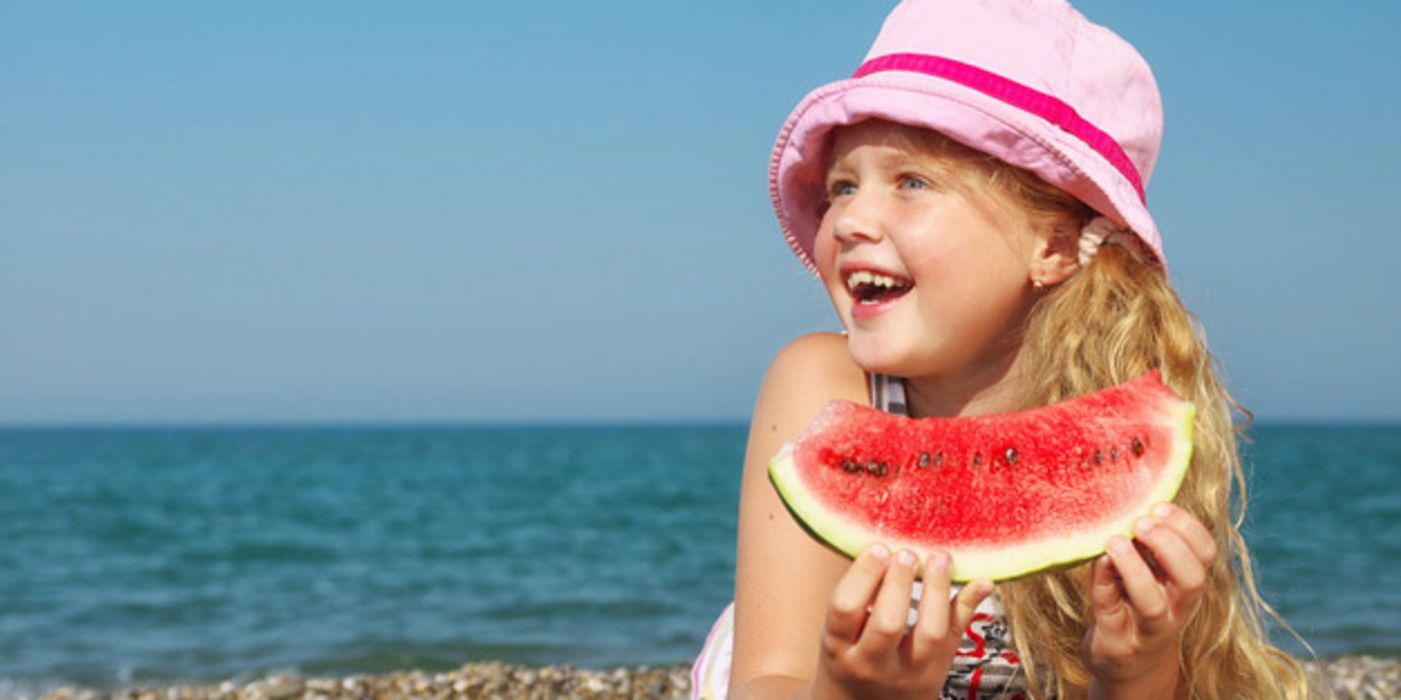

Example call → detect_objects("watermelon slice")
768 370 1195 582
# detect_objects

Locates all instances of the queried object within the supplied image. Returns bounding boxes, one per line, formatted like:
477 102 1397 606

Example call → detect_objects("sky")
2 1 1399 425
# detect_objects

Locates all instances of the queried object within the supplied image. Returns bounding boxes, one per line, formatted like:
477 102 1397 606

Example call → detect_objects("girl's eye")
899 174 931 190
828 180 857 198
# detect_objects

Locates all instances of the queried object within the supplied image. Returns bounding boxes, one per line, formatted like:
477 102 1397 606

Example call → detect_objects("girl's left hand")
1081 502 1218 689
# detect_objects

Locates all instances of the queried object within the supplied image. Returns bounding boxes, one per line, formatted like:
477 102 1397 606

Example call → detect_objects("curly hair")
888 122 1318 699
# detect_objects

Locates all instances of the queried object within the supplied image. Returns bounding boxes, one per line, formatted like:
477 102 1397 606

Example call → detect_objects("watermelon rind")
767 389 1196 583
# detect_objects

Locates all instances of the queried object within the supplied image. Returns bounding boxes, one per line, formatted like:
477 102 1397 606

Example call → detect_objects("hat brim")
769 72 1163 274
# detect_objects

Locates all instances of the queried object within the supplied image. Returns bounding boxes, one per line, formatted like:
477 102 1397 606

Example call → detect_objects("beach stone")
263 676 303 700
1304 655 1401 700
305 679 337 694
339 675 369 694
34 657 1400 700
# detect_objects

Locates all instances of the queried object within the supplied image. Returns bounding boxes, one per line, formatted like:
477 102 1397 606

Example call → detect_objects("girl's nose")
831 190 885 246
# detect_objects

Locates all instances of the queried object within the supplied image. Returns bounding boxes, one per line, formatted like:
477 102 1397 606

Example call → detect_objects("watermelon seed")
935 452 944 467
918 452 931 468
865 461 889 477
1094 450 1103 465
1110 447 1120 462
972 453 982 469
1131 437 1145 457
841 459 862 474
1004 448 1018 466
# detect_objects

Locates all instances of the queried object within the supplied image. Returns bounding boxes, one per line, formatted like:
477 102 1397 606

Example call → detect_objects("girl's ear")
1028 226 1081 288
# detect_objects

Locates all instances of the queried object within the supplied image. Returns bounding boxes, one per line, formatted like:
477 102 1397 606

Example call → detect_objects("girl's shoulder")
771 331 859 369
752 332 869 432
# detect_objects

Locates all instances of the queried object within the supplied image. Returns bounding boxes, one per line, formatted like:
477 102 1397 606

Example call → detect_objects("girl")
692 1 1315 698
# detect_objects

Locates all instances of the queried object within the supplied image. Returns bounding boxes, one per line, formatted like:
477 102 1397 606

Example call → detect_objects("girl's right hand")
811 544 994 700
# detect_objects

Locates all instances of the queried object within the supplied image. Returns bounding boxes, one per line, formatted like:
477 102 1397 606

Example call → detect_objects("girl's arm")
728 332 866 699
726 333 991 700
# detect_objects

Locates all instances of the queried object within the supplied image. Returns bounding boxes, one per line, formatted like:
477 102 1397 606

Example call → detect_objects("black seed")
842 459 861 473
935 452 944 467
1110 447 1119 462
1004 448 1018 466
1094 450 1103 465
878 462 889 476
1131 437 1145 457
972 453 982 468
919 452 931 468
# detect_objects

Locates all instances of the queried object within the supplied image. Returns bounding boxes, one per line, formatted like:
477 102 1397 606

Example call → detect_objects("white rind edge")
767 401 1197 583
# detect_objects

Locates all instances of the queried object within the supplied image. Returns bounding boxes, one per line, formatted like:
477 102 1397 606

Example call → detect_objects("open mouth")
845 269 914 305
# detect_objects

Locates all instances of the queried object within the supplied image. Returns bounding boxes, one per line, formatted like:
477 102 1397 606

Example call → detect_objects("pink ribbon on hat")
853 53 1147 204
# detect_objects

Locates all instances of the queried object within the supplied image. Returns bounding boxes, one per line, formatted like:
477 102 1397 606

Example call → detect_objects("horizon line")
2 416 1399 431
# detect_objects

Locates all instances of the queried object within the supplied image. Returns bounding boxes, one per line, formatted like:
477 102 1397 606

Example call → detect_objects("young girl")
691 1 1314 698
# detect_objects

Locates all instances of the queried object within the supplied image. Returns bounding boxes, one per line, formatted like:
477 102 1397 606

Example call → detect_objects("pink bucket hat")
770 0 1165 273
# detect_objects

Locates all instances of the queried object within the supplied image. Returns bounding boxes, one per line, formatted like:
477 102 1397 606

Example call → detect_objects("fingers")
952 578 994 634
1105 535 1168 624
825 544 892 642
1088 552 1126 616
1095 504 1222 643
910 551 951 661
859 548 918 650
909 549 991 666
818 548 989 698
1149 503 1219 564
1134 517 1207 593
1084 507 1221 681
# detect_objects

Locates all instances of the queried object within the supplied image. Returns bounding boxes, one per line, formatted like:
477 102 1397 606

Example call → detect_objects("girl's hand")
812 544 993 700
1082 502 1218 692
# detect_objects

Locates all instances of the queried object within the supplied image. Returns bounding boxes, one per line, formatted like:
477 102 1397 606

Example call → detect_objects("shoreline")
22 655 1401 700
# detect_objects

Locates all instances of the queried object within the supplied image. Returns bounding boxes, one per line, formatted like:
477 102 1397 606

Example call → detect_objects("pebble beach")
24 656 1401 700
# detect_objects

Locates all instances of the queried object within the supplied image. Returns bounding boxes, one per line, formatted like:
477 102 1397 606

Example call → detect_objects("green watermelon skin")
768 370 1196 582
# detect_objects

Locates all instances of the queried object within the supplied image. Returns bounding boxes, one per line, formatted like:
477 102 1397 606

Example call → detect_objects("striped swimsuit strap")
870 372 910 416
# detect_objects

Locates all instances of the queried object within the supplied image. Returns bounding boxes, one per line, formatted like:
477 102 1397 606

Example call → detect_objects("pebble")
1303 656 1401 700
31 656 1398 700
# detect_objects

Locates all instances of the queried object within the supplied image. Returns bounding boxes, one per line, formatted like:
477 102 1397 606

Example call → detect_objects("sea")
1 422 1397 695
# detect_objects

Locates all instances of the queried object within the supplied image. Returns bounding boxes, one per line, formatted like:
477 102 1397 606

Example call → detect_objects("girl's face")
813 120 1046 389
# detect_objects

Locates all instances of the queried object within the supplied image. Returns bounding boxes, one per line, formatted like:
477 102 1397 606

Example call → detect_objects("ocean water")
0 423 1397 694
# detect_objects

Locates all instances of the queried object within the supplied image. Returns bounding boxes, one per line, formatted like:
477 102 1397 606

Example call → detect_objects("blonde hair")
881 122 1318 699
1005 244 1318 699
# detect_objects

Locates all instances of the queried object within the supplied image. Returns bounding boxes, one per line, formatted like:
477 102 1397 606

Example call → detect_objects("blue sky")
3 1 1398 424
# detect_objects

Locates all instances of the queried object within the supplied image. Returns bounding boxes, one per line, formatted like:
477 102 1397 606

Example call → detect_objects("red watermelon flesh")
768 370 1195 582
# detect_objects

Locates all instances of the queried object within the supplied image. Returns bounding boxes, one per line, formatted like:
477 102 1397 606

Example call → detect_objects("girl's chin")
843 334 919 376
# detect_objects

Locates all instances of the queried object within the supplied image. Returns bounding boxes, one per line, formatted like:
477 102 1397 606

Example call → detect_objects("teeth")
845 270 905 290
